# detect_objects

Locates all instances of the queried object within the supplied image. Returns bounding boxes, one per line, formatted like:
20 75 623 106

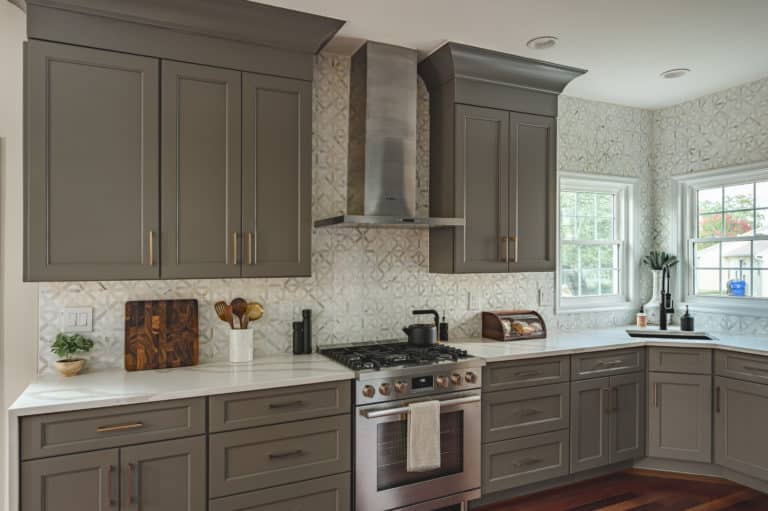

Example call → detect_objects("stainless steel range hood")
314 41 464 228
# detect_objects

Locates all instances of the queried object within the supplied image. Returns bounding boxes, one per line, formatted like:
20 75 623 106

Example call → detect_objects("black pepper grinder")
302 309 312 354
680 306 695 332
438 312 449 341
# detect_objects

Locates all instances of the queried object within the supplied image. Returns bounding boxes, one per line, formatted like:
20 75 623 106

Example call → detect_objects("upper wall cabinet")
23 0 344 281
420 43 585 274
25 40 160 281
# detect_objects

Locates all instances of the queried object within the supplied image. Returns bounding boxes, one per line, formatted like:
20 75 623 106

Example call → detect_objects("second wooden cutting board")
125 299 199 371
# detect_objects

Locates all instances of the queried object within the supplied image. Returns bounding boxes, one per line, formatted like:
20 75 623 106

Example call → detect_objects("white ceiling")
257 0 768 109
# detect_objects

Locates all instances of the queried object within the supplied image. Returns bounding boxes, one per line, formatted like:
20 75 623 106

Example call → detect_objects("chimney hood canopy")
314 41 464 229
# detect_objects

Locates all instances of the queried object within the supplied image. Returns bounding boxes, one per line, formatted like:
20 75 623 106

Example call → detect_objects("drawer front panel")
21 398 206 460
483 383 569 443
209 381 350 432
209 473 350 511
572 349 645 380
649 347 712 374
715 351 768 385
209 414 351 497
483 429 569 494
484 357 569 391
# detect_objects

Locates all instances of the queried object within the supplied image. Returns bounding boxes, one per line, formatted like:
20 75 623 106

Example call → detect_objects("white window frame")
557 172 639 313
674 161 768 316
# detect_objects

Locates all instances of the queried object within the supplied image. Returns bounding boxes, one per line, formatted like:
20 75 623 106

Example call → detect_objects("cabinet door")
648 372 711 462
610 372 645 463
242 73 311 277
121 436 206 511
25 40 159 281
453 105 510 273
570 377 610 473
21 449 118 511
715 377 768 481
161 61 242 278
508 112 555 272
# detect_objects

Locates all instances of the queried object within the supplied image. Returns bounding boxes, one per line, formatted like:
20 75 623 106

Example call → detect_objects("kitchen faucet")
659 263 670 331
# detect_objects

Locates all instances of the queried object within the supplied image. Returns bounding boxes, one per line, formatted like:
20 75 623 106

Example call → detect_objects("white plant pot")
229 329 254 363
643 269 671 325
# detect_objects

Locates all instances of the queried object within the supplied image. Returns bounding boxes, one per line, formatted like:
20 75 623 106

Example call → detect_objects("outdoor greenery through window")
560 190 620 298
693 180 768 298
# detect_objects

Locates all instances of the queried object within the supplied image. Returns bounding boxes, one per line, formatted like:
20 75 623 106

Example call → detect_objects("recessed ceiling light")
526 36 558 50
660 68 691 79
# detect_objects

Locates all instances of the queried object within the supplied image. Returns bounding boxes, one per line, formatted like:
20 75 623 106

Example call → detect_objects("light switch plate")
59 307 93 332
538 288 553 307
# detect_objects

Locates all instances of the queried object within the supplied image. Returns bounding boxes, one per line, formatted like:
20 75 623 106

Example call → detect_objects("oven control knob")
362 385 375 398
451 373 462 385
394 381 408 393
436 376 449 388
465 371 477 384
379 383 391 396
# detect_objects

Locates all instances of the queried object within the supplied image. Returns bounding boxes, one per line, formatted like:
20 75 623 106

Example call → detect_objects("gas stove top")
320 341 470 371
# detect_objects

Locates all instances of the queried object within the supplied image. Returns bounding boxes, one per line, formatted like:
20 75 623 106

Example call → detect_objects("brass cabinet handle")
612 387 619 412
513 370 541 378
148 230 154 266
268 449 304 459
513 457 541 468
96 422 144 433
516 408 541 417
247 231 254 265
603 388 610 413
654 383 659 408
499 236 509 262
510 235 518 263
232 232 238 265
716 386 721 413
268 400 304 409
106 465 115 506
127 463 135 505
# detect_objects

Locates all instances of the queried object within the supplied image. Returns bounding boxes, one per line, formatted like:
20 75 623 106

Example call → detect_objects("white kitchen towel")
406 400 441 472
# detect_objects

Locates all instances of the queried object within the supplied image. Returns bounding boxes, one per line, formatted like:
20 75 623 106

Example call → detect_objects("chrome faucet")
659 264 670 331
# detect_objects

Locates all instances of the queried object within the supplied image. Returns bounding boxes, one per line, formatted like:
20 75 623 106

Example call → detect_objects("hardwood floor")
476 470 768 511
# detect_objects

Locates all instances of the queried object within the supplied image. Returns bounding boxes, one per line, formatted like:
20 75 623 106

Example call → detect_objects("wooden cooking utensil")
214 301 234 329
231 298 248 329
247 302 264 322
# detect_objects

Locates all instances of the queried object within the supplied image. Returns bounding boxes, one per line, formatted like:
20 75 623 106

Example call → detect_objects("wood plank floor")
476 470 768 511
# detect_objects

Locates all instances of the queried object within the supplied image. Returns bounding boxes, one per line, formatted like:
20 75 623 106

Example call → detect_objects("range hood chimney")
314 41 464 228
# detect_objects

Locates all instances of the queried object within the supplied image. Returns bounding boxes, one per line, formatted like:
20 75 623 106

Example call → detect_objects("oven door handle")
360 395 481 419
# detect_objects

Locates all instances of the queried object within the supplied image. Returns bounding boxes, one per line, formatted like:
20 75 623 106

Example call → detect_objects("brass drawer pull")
96 422 144 433
513 370 541 378
106 465 115 506
516 408 541 417
499 236 509 263
148 230 154 266
127 462 136 504
513 457 541 468
268 400 305 409
743 365 768 374
247 231 254 265
595 359 626 368
232 232 238 265
510 235 518 263
269 449 304 459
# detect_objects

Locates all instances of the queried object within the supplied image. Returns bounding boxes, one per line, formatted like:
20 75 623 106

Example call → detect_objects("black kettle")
403 309 439 346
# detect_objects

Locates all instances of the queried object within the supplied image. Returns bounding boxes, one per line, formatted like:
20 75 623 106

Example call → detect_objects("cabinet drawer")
483 357 569 391
715 351 768 385
209 414 351 497
20 398 205 460
572 349 645 380
649 347 711 374
209 381 350 432
483 383 569 443
483 429 569 494
209 473 350 511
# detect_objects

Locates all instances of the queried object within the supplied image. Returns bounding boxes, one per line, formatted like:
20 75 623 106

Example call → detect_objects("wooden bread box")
482 310 547 341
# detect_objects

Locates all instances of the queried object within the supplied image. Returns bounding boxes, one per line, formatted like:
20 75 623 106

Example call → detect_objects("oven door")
356 392 481 511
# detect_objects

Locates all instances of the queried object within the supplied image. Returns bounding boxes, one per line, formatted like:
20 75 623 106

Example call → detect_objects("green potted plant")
51 333 94 377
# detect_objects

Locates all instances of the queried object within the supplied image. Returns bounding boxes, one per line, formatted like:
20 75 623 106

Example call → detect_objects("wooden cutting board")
125 299 199 371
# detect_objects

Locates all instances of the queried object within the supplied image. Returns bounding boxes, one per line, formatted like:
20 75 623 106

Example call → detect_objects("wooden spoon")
231 298 248 329
214 301 234 329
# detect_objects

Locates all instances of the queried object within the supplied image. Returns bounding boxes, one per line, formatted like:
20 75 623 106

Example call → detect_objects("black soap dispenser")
438 312 449 342
680 306 694 332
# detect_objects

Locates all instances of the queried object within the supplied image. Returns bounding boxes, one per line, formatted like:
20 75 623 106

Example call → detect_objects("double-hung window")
558 173 637 311
676 163 768 309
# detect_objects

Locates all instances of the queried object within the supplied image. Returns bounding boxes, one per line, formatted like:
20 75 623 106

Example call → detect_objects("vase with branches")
641 251 678 325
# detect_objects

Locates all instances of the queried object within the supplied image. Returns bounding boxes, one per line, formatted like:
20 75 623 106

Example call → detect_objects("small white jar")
229 329 254 363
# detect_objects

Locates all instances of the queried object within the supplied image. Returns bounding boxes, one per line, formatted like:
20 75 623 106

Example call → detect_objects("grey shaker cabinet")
120 436 207 511
21 449 119 511
161 60 242 279
715 376 768 481
242 73 312 277
609 372 645 464
648 372 712 463
24 40 160 281
209 473 350 511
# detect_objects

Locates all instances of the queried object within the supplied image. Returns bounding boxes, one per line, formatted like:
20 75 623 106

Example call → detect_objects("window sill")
683 297 768 317
557 302 637 315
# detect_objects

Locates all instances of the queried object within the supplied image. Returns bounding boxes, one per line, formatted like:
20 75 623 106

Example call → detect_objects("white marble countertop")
446 326 768 362
9 327 768 418
8 353 355 417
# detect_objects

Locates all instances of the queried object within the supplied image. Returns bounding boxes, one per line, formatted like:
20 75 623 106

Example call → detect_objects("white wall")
0 3 37 510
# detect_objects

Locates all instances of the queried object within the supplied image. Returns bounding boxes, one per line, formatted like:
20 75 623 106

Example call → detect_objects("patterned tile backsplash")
37 54 768 372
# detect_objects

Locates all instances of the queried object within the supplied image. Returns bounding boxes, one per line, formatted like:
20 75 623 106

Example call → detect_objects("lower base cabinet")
715 376 768 481
209 473 350 511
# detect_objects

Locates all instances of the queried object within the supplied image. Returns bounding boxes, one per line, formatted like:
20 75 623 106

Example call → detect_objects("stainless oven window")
376 410 464 491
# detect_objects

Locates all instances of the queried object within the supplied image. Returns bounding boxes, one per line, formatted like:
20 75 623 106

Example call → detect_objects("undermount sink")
626 329 716 341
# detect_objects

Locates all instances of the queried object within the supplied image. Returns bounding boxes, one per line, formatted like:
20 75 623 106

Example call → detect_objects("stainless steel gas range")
320 342 485 511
